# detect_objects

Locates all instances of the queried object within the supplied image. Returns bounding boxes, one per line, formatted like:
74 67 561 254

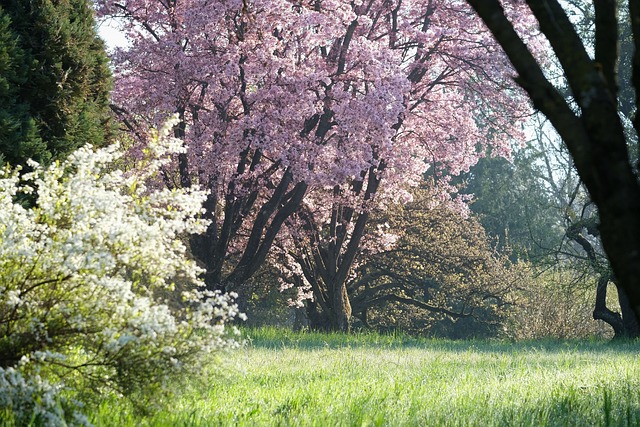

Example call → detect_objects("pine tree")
0 0 112 167
0 9 44 166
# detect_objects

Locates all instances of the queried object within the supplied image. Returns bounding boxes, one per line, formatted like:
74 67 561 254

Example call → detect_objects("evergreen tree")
0 9 44 166
0 0 112 167
460 148 563 263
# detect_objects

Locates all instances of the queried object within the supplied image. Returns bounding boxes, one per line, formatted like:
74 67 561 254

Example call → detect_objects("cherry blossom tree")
96 0 528 325
268 1 530 330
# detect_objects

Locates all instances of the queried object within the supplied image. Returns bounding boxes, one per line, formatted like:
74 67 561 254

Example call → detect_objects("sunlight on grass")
90 328 640 426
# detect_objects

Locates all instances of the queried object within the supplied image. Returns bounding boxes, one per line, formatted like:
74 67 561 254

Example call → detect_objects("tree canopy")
0 0 112 167
96 0 529 331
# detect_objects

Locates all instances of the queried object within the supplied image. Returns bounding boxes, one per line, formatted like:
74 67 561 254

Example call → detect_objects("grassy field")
90 328 640 426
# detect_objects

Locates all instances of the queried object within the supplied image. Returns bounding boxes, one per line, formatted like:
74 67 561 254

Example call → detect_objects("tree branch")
594 0 619 97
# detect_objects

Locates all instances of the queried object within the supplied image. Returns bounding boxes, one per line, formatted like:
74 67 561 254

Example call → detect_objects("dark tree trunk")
331 281 352 332
594 277 640 339
465 0 640 325
615 284 640 338
593 275 626 338
306 299 333 331
304 289 352 332
566 220 639 338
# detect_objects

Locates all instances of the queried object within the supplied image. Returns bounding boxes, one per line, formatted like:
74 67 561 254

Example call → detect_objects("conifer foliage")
0 0 112 167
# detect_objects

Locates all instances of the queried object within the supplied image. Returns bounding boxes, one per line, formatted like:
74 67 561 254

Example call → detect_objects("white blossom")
0 122 243 425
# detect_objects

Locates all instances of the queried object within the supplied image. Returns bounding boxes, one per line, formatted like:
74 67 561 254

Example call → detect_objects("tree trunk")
305 286 352 332
331 282 352 332
592 275 640 339
593 275 626 337
465 0 640 326
615 284 640 338
306 299 332 331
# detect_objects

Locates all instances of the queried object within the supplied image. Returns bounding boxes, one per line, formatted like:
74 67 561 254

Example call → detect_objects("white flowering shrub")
0 119 243 425
0 366 90 426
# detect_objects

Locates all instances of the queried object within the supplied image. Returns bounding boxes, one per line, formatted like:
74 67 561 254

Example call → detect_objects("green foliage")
88 328 640 426
0 9 45 166
460 151 563 263
349 190 525 338
0 0 112 167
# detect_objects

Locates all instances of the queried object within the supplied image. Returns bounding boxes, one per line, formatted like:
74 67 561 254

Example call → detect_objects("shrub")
507 267 612 340
0 119 242 425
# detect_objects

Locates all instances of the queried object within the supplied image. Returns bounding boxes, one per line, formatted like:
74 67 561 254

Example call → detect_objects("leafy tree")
460 147 563 262
275 187 523 335
0 121 241 425
464 0 640 322
349 195 523 338
0 0 112 167
0 10 44 167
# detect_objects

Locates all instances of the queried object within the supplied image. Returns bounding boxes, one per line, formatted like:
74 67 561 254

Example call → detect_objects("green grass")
90 328 640 426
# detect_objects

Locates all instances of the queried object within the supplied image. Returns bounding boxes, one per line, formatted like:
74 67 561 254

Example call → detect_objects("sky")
97 19 128 50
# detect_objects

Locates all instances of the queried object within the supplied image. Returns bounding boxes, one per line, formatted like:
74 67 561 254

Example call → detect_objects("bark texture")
466 0 640 323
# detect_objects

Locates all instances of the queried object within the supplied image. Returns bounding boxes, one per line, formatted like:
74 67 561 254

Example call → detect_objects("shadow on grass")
241 326 640 355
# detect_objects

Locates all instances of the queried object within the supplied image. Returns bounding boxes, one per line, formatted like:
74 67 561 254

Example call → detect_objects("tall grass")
90 327 640 426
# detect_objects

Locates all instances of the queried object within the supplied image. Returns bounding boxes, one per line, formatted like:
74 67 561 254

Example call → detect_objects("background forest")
1 0 639 425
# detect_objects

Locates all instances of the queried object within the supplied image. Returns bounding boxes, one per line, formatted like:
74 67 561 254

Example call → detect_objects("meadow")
90 328 640 426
